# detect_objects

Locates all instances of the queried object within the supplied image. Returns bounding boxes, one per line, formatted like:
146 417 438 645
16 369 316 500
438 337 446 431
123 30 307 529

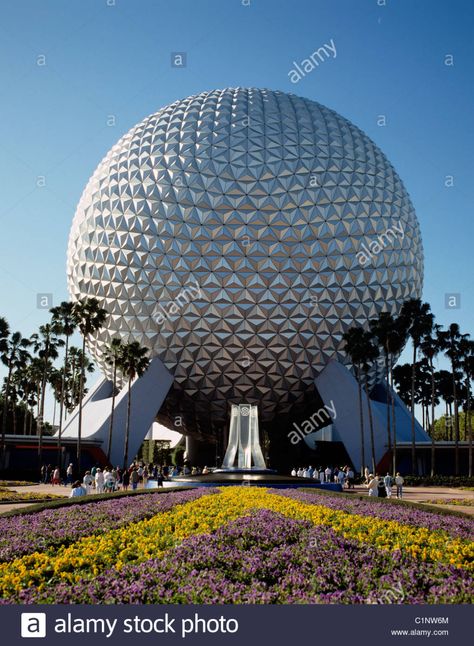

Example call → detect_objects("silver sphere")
67 88 423 433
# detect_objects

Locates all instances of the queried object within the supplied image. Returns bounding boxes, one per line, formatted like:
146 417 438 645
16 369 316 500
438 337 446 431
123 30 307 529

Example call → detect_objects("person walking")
52 466 60 486
395 472 404 499
95 468 105 494
377 475 387 498
83 470 94 494
347 468 355 489
66 463 74 486
384 472 393 498
130 467 139 490
122 468 130 491
337 468 346 487
367 474 379 497
324 466 332 483
45 464 52 484
104 468 115 493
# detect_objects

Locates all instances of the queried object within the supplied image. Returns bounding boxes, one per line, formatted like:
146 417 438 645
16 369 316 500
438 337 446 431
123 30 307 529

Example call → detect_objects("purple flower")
8 509 473 605
0 488 218 562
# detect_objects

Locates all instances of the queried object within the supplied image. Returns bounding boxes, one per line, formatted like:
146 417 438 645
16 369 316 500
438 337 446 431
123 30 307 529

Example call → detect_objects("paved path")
352 484 474 516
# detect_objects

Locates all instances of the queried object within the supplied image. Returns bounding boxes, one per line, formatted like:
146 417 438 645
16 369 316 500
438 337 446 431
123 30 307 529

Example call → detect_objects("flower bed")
0 489 64 504
0 487 472 603
0 488 216 562
272 489 474 540
0 481 37 487
7 509 474 605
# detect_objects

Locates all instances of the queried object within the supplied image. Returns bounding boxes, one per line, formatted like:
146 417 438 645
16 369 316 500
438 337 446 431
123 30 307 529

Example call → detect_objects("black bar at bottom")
1 604 468 645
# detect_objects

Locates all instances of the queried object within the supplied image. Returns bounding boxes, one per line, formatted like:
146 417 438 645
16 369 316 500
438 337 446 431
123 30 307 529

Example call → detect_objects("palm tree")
392 363 412 406
420 324 442 476
50 302 77 467
458 337 474 476
116 341 150 470
30 324 64 467
1 330 31 467
64 347 94 413
369 313 393 456
103 337 124 463
14 361 38 435
0 317 9 355
359 330 379 474
342 327 367 476
369 312 407 471
415 358 437 431
72 298 108 472
436 369 455 440
400 299 433 474
437 324 463 474
28 358 45 435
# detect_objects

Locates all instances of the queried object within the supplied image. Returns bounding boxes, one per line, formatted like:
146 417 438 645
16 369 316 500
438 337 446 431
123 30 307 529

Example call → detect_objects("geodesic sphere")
67 88 423 430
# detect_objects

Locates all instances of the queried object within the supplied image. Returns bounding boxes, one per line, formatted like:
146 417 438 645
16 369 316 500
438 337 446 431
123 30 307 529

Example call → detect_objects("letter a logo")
21 613 46 638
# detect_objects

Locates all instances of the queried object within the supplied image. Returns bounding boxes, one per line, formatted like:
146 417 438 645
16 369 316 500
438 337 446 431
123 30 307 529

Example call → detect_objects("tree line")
343 298 473 477
0 299 150 473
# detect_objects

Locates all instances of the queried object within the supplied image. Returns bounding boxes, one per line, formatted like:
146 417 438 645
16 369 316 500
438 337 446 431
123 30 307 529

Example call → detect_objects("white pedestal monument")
221 404 266 470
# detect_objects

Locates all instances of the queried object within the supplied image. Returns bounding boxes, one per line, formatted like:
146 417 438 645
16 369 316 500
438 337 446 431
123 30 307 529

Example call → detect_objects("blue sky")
0 0 472 421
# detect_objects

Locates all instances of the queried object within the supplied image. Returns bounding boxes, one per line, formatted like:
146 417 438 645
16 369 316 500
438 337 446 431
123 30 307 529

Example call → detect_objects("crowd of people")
39 462 201 498
41 460 405 501
290 464 405 499
365 472 404 499
290 465 356 488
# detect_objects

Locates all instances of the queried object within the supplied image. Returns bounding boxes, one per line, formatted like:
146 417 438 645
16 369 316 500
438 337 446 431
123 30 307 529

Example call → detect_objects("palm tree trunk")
449 403 453 441
38 354 49 469
390 364 397 476
29 406 34 435
69 355 76 416
452 366 459 475
410 345 417 475
364 371 376 473
12 393 17 434
106 361 117 464
76 336 86 474
23 399 29 435
1 364 13 469
430 358 435 477
57 336 69 468
468 380 472 477
385 349 391 454
356 364 365 477
444 402 448 440
22 385 31 435
123 375 132 470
